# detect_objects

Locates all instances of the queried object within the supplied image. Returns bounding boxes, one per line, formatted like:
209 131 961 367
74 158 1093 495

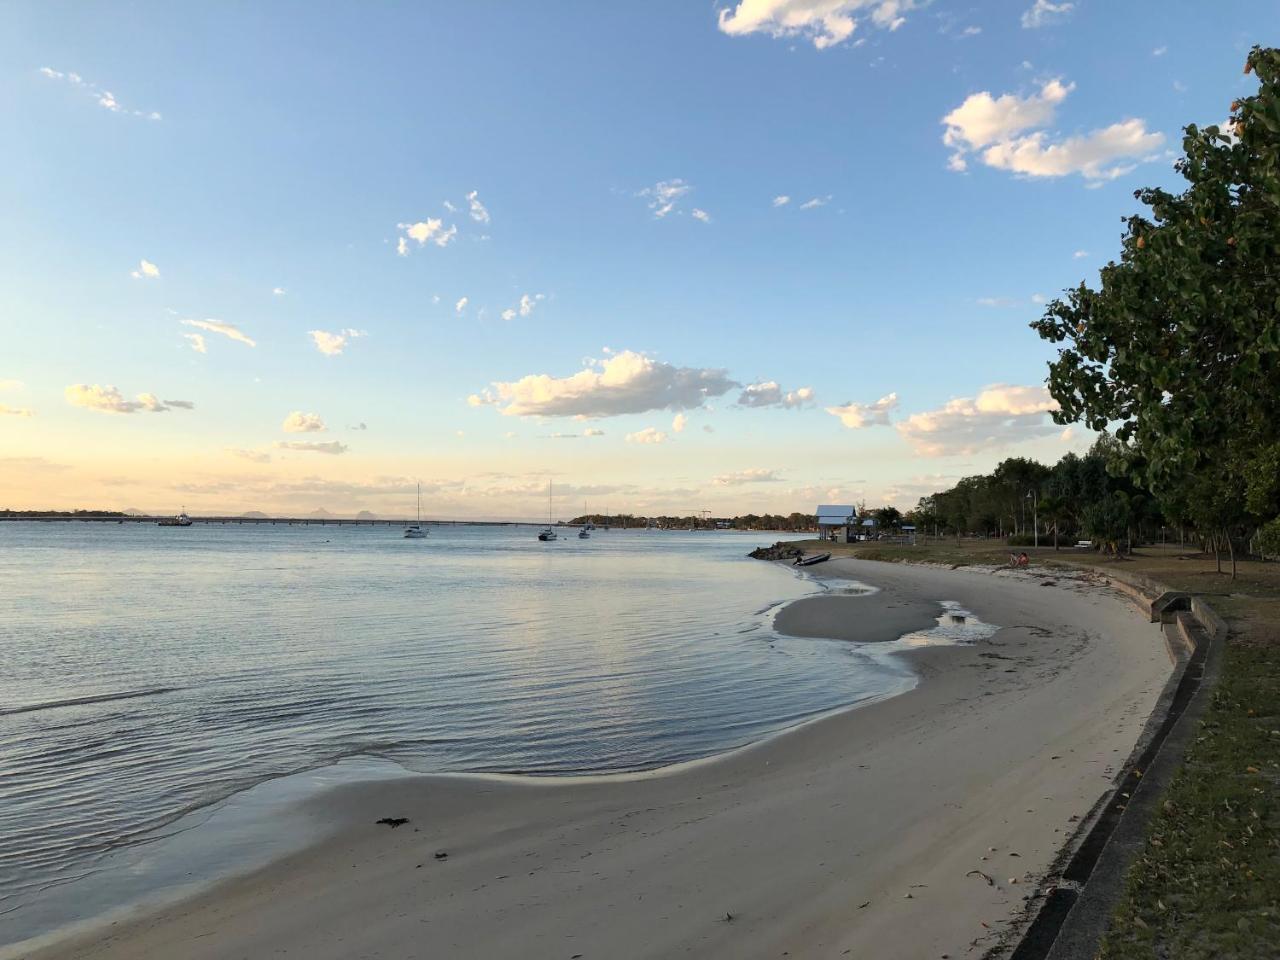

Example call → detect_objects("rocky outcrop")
748 542 804 561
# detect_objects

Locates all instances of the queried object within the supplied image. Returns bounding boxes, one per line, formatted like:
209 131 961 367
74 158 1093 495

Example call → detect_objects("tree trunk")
1227 528 1237 580
1053 522 1060 551
1214 529 1222 574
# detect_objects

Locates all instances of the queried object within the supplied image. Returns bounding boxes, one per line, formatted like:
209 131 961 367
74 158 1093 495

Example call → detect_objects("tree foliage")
1031 46 1280 503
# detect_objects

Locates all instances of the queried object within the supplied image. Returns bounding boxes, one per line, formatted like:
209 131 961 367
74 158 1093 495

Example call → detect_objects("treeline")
567 513 818 531
906 437 1168 553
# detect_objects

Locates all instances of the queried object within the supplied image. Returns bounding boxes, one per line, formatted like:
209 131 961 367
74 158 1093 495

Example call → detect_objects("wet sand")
22 558 1172 960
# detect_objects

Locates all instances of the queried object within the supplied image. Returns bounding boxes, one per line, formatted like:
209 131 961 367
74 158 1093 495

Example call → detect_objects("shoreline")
15 559 1173 960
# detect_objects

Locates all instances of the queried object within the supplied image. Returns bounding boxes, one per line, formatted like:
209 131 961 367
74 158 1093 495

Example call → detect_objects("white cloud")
1031 292 1047 305
626 427 669 445
799 195 832 209
181 318 256 347
713 468 783 486
1152 46 1167 57
466 190 490 224
274 440 348 455
976 296 1022 307
0 404 34 417
501 308 517 321
943 79 1164 182
39 66 161 120
736 381 815 408
943 79 1073 153
1073 249 1089 258
960 25 982 37
519 293 544 318
309 328 365 356
584 428 605 437
65 384 194 414
455 296 469 314
469 349 737 418
895 384 1058 456
397 218 457 253
183 332 207 354
981 119 1164 181
1021 0 1074 29
772 195 791 207
228 448 272 463
639 179 691 218
272 287 287 296
282 411 326 433
826 392 899 428
130 259 160 280
691 208 712 223
717 0 916 49
672 412 688 433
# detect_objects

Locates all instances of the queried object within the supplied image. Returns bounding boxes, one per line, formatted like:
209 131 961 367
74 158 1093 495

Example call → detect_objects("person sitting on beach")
1018 552 1029 567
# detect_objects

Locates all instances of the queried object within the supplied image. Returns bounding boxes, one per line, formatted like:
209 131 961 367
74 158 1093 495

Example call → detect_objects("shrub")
1259 517 1280 560
1006 534 1037 547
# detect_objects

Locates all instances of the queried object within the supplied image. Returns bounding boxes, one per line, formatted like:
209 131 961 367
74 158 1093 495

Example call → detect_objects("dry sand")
25 559 1172 960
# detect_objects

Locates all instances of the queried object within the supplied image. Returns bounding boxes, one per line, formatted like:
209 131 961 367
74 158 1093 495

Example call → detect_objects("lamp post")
1026 490 1038 549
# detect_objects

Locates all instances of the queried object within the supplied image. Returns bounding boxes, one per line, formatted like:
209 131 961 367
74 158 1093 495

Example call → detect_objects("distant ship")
158 509 192 527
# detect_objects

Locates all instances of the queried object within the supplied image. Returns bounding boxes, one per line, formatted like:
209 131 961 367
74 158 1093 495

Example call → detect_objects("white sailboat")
538 481 558 541
578 500 591 538
404 483 427 538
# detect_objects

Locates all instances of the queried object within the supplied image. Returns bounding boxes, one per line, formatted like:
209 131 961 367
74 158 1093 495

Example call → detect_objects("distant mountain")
122 508 148 516
354 510 378 521
308 508 334 518
241 511 268 519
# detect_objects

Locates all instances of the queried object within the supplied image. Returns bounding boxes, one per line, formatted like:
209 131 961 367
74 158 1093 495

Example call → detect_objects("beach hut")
816 505 858 543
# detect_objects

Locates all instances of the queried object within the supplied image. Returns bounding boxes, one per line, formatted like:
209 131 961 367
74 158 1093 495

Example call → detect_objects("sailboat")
404 483 427 538
578 500 591 538
538 481 558 541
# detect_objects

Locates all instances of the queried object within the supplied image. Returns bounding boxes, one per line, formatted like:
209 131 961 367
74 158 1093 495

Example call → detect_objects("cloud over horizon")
181 319 256 347
826 392 899 428
65 384 194 414
894 384 1058 456
274 440 348 455
282 411 326 433
469 350 738 418
736 382 814 409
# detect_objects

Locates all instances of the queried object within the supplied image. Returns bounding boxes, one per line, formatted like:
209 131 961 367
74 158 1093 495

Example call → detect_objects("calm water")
0 522 926 945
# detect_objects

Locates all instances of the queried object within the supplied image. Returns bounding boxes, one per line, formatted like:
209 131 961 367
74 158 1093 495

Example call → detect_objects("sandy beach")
23 558 1173 960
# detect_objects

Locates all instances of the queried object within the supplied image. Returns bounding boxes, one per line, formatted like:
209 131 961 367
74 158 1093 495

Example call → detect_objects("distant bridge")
0 515 529 527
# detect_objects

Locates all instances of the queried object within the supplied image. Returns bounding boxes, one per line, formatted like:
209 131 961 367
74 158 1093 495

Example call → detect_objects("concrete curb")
993 565 1226 960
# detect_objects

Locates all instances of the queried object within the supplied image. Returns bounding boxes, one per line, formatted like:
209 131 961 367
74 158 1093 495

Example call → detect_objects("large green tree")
1031 47 1280 562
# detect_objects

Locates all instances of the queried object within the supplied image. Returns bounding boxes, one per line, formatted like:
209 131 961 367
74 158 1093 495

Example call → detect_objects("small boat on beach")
158 509 192 527
793 552 831 567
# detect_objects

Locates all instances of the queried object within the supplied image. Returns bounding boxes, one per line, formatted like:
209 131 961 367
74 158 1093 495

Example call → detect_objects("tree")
1038 494 1070 549
1031 47 1280 578
873 506 902 534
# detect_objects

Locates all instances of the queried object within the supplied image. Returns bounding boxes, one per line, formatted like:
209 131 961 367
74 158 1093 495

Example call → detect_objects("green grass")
796 538 1280 958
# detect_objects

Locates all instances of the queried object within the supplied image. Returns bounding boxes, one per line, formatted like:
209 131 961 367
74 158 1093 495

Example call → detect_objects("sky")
0 1 1270 520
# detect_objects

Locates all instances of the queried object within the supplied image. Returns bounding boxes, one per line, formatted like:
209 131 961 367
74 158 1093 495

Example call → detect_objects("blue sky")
0 1 1269 518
